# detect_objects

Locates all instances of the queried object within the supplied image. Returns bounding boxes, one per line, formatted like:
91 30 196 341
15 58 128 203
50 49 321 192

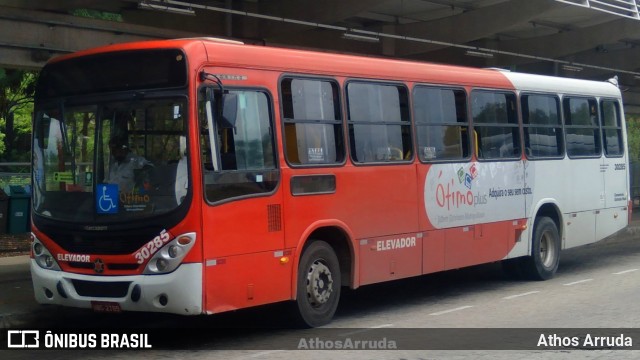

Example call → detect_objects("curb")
0 254 30 266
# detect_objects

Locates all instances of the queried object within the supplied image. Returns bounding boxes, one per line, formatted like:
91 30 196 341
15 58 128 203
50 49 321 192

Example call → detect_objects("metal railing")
556 0 640 20
0 162 31 190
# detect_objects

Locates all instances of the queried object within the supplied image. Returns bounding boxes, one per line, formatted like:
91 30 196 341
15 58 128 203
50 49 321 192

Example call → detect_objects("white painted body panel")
31 261 203 315
499 70 629 256
424 161 526 229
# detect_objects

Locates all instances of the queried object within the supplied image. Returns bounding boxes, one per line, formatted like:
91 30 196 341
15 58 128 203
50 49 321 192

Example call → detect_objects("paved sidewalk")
0 255 29 266
0 254 30 283
0 254 29 266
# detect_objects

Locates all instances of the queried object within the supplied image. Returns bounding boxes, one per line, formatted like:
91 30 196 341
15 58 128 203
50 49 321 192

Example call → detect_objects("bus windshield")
32 98 189 223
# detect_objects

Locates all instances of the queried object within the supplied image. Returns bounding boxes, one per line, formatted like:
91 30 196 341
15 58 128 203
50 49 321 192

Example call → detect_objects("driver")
104 136 152 192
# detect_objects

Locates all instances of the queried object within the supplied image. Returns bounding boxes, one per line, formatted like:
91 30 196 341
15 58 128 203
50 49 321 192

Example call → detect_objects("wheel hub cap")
540 231 555 268
306 260 333 306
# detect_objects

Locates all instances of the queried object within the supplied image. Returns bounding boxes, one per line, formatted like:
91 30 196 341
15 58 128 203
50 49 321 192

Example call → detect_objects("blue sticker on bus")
464 173 472 189
97 184 118 214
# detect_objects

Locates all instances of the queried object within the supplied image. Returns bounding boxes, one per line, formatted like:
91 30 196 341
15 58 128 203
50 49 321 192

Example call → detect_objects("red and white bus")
31 38 630 326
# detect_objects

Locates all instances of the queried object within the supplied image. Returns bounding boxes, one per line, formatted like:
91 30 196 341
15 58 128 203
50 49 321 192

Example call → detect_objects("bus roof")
49 38 620 98
200 39 513 89
500 70 621 98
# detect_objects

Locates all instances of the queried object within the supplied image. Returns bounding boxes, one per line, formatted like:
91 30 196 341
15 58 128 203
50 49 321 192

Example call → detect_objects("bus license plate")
91 301 122 313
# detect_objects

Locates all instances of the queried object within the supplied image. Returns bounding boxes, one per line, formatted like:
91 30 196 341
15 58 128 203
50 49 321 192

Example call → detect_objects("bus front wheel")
521 216 561 280
295 240 341 327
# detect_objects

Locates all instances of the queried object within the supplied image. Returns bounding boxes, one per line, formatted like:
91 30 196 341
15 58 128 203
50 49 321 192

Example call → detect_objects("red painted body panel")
281 164 420 246
358 232 422 286
422 230 445 274
201 42 513 90
204 250 292 313
200 192 284 257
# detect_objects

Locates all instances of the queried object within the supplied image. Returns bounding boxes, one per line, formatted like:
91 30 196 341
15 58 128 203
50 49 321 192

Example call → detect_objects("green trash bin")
7 185 30 234
0 189 8 234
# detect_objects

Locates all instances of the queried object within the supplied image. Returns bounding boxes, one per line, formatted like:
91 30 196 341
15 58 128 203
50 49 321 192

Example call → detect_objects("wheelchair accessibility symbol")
97 184 118 214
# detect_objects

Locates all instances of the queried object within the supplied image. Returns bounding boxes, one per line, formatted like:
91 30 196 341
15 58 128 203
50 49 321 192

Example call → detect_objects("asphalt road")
1 224 639 359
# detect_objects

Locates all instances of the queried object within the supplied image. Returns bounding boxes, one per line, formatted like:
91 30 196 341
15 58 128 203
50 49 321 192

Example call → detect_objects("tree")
627 114 640 163
0 68 37 161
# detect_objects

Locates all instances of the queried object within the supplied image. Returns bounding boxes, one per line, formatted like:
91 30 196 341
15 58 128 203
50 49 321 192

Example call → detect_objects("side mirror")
219 93 238 128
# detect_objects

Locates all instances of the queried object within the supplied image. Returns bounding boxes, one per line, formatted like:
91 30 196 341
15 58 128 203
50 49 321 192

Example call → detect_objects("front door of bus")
198 87 288 313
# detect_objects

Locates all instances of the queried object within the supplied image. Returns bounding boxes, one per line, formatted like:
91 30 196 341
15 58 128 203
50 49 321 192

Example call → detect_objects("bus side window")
471 90 520 160
414 86 469 162
563 97 601 157
347 82 412 164
281 78 344 166
600 100 623 157
521 94 563 158
198 88 279 203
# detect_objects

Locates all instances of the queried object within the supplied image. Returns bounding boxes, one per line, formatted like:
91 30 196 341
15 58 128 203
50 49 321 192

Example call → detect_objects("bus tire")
521 216 560 280
295 240 341 327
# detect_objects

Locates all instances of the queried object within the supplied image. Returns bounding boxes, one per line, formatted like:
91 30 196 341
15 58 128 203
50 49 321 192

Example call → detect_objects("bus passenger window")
471 91 520 159
601 100 623 157
414 86 469 161
563 97 601 157
521 94 563 158
281 78 344 166
347 82 412 163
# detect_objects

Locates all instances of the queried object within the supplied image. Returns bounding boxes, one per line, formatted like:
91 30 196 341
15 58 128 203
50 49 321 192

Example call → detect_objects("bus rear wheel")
521 216 560 280
295 240 341 327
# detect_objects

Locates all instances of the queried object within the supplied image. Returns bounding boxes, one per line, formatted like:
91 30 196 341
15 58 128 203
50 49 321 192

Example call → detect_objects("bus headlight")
167 245 180 258
143 232 196 275
33 242 43 256
32 236 61 271
156 258 169 271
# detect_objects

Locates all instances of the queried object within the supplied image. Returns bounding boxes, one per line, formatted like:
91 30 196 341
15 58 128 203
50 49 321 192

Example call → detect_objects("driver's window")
198 87 279 203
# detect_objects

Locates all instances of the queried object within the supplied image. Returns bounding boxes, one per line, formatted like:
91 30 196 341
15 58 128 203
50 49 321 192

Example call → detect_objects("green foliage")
0 69 36 160
70 9 123 22
0 174 30 189
0 132 6 157
627 114 640 162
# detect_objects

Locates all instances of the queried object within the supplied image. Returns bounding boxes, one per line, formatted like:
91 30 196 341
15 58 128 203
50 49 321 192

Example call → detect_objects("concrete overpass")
2 0 640 113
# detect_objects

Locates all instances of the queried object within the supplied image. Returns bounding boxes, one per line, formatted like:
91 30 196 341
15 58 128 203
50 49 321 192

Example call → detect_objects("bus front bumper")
31 260 203 315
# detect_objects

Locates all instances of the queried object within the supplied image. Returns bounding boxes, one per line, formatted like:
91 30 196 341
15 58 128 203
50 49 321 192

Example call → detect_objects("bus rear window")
36 49 187 99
